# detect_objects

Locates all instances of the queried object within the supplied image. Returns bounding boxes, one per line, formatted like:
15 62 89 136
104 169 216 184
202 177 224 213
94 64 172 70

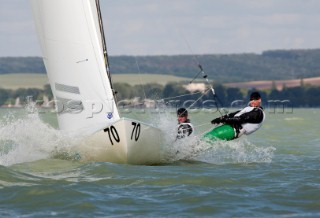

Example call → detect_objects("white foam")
153 111 276 164
0 108 81 166
194 138 276 164
0 107 275 166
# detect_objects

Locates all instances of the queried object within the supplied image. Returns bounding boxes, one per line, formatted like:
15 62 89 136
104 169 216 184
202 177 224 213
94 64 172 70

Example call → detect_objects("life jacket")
176 119 194 139
234 106 265 136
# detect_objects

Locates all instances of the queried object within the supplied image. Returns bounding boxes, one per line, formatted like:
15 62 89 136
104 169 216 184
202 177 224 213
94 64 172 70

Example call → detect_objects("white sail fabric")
30 0 120 134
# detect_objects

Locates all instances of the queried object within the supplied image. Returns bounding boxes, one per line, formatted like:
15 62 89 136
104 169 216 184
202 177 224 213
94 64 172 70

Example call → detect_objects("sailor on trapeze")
205 91 265 141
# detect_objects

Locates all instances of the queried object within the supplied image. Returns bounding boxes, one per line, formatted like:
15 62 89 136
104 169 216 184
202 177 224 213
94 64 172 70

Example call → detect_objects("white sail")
31 0 165 164
30 0 120 134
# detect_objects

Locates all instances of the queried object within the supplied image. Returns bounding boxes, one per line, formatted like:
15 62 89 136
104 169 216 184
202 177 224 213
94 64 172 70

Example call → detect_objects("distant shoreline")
1 73 320 91
224 76 320 90
2 49 320 83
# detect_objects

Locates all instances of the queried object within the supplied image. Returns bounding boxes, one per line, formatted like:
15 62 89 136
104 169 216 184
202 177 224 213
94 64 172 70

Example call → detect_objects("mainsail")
30 0 120 134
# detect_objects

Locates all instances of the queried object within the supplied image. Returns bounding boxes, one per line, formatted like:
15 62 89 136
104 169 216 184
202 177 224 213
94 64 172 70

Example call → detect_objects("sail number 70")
104 122 141 145
131 122 141 141
104 126 120 145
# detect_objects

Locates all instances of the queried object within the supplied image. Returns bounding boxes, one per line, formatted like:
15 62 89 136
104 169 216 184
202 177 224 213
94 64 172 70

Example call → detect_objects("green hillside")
0 73 49 90
0 73 191 90
1 49 320 82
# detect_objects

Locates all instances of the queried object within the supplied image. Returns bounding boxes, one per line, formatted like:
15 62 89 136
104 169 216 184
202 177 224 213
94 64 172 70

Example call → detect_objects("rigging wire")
172 31 226 134
192 64 224 117
159 89 209 101
177 30 224 117
184 89 210 110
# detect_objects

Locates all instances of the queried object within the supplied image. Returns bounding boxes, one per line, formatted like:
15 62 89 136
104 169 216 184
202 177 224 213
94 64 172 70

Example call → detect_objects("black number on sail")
104 126 120 145
131 122 141 141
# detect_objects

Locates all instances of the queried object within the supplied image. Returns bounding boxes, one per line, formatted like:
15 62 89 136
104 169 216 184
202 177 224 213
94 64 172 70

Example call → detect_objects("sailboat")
30 0 164 164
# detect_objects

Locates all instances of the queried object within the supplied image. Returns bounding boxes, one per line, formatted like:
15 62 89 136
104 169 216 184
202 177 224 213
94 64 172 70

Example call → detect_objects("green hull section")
203 124 235 141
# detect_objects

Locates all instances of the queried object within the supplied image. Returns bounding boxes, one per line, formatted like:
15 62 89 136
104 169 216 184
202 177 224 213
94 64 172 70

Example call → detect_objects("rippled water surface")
0 108 319 217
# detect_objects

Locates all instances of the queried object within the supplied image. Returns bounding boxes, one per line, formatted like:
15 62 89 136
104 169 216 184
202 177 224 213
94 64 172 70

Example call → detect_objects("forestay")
30 0 120 134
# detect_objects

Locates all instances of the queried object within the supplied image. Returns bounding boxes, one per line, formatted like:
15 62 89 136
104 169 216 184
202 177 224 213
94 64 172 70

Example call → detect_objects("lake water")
0 107 319 217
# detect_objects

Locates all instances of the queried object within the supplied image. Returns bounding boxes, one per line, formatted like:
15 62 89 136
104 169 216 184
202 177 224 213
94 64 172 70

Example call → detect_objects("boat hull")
203 124 235 141
75 117 164 164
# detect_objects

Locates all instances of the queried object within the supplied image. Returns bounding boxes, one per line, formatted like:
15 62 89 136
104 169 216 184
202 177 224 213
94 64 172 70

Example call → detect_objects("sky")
1 0 320 57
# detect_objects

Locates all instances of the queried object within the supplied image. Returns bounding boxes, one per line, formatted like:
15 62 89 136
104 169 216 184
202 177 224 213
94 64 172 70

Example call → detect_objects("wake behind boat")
30 0 164 164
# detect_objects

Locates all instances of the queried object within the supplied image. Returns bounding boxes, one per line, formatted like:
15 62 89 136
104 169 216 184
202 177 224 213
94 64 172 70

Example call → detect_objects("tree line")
0 84 53 107
1 48 320 82
1 82 320 108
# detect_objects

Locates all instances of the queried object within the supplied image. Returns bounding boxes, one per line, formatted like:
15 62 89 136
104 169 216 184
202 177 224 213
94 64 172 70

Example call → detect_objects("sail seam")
55 83 80 94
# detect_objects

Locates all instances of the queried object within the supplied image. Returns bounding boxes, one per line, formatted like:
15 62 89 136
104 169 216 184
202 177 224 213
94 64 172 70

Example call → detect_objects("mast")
95 0 116 98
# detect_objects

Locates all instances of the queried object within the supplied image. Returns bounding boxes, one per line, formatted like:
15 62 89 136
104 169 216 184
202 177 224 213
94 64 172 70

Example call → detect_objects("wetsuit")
176 119 194 139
